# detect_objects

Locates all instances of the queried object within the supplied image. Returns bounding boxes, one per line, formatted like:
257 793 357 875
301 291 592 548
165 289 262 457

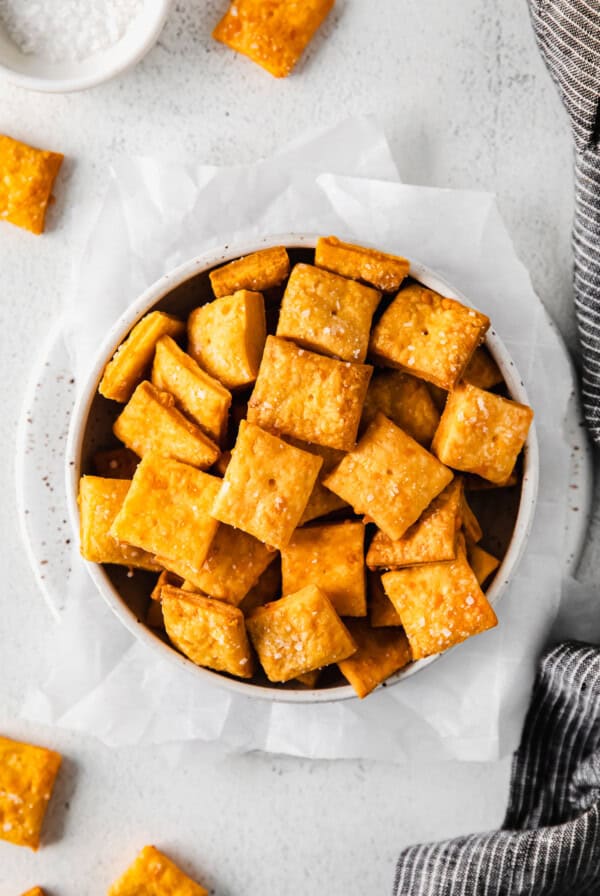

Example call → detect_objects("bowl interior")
0 1 170 90
69 239 538 703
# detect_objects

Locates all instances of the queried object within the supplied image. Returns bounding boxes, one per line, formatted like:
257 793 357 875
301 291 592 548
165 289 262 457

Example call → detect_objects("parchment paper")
23 116 576 760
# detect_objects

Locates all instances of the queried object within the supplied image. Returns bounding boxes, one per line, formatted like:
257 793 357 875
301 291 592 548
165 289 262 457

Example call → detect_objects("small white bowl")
66 233 539 703
0 0 172 93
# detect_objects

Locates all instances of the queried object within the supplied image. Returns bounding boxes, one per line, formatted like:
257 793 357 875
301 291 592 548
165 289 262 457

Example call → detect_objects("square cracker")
368 571 401 627
79 476 161 571
324 413 453 541
113 381 219 470
209 246 290 297
381 541 497 660
281 520 366 616
211 421 322 550
152 335 231 443
462 346 503 390
187 290 266 390
99 311 185 403
213 1 334 78
0 735 61 849
432 382 534 484
246 585 356 682
467 542 500 587
283 438 348 525
276 263 381 363
315 236 410 292
248 335 372 451
0 134 63 235
184 524 275 605
111 454 220 573
366 478 462 569
369 282 489 391
21 889 45 896
161 587 253 678
362 370 440 447
338 620 412 698
108 844 208 896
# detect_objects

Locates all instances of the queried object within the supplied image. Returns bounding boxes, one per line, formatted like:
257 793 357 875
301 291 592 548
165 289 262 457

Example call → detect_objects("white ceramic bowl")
0 0 172 93
66 233 539 703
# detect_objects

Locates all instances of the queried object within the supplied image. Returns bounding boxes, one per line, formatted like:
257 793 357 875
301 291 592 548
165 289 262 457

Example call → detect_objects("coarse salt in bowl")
0 0 173 92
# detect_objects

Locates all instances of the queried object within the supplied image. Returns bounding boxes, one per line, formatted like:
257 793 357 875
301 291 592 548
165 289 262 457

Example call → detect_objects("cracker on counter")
382 539 497 660
152 335 231 443
20 889 45 896
324 413 453 541
113 381 220 470
92 446 140 480
213 0 334 78
0 735 61 849
184 523 275 605
462 346 503 390
79 475 161 571
161 587 253 678
208 246 290 297
246 585 356 682
369 282 489 391
281 520 366 617
99 311 185 403
366 478 462 569
248 335 372 451
467 542 500 586
211 421 322 550
108 844 209 896
315 236 409 292
362 370 440 447
0 134 63 235
187 290 266 390
276 263 381 363
368 570 401 628
338 619 412 698
110 454 221 574
432 382 533 484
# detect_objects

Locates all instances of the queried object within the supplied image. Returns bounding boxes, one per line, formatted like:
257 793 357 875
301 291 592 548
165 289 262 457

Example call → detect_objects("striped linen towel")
393 642 600 894
530 0 600 442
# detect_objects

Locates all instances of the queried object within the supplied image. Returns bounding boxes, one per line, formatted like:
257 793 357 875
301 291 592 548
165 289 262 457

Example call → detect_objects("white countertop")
1 1 598 893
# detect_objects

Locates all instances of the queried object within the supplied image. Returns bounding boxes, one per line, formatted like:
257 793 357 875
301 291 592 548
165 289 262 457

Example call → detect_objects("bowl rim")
0 0 172 93
65 232 539 704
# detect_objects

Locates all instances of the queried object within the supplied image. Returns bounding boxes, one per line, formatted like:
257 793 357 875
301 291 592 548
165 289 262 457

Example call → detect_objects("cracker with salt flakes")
382 539 497 660
338 619 412 698
0 134 63 235
99 311 185 403
208 245 290 296
0 736 61 850
276 263 381 363
324 413 453 541
213 0 334 79
162 586 253 679
362 369 440 447
432 382 533 484
315 236 409 292
369 282 489 391
108 844 209 896
246 585 356 682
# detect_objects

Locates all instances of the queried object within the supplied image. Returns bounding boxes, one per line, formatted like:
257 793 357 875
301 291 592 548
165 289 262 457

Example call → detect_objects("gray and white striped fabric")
393 642 600 894
530 0 600 443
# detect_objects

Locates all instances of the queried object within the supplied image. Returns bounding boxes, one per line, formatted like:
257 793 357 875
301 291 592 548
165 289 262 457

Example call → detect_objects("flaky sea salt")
0 0 143 63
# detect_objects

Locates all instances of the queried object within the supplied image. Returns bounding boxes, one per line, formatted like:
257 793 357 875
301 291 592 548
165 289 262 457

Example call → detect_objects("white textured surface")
0 0 597 893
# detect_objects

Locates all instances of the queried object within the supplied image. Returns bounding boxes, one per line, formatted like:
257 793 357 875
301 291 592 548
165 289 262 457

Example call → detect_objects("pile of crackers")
79 237 533 699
